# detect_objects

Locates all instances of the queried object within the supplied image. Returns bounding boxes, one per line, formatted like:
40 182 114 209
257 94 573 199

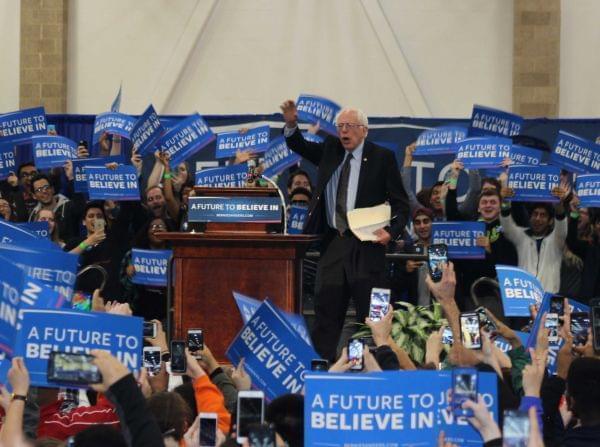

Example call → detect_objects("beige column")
20 0 68 113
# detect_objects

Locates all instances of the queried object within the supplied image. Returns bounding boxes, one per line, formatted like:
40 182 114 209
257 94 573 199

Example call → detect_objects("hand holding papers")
347 204 390 241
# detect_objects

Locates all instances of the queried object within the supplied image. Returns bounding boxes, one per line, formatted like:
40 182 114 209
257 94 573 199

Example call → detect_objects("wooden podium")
157 187 318 362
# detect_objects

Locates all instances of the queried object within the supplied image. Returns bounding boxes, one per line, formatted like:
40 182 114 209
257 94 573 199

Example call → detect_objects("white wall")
0 0 20 113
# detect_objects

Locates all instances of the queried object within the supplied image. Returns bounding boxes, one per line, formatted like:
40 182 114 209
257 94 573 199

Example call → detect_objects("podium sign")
188 196 281 223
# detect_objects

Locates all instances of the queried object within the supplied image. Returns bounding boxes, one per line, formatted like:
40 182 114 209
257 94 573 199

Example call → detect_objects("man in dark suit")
280 100 410 361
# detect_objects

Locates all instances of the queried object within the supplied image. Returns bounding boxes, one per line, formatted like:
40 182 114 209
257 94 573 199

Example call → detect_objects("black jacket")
566 216 600 303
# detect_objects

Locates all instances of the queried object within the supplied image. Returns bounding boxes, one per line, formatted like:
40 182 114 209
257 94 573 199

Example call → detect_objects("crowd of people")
0 100 599 446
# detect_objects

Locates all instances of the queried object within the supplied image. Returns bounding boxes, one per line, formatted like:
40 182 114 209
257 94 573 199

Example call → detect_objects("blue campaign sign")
157 113 215 167
92 112 136 145
431 221 486 259
226 299 318 401
510 144 543 166
551 130 600 174
296 94 342 135
415 126 467 156
508 164 561 203
0 219 57 251
493 331 530 353
195 163 248 187
288 205 308 234
31 135 78 169
576 174 600 207
496 265 544 317
302 132 324 144
72 155 127 193
130 104 164 156
0 255 25 356
16 221 50 239
189 196 281 223
86 165 140 201
0 142 16 179
131 249 172 287
455 137 511 169
232 291 313 347
304 370 498 446
215 125 270 159
0 107 47 144
263 136 301 178
468 104 523 138
14 309 143 388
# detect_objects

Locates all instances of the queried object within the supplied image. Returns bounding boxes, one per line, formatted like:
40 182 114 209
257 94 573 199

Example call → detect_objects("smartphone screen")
187 329 204 352
311 359 329 371
546 313 559 344
452 368 478 417
442 327 454 345
369 288 391 321
237 392 265 442
593 304 600 352
248 424 276 447
550 295 564 316
143 321 157 338
143 347 161 376
427 244 448 282
571 312 591 347
199 413 217 447
348 338 364 371
94 219 105 232
47 352 102 385
170 341 187 373
503 410 530 447
460 313 482 350
475 307 498 337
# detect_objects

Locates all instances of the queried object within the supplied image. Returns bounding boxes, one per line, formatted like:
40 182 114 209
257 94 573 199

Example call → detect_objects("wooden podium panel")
158 232 318 362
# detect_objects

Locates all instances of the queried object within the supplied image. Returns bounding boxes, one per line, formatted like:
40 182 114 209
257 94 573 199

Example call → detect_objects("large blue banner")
86 165 140 201
455 137 511 169
226 299 317 401
469 105 523 138
0 107 47 144
576 174 600 207
215 125 270 159
507 165 561 202
130 104 164 156
14 309 143 387
287 205 308 234
131 249 172 287
0 220 56 251
72 154 127 193
0 142 16 179
92 112 136 145
431 221 486 259
195 163 248 188
31 135 78 169
551 130 600 174
263 136 301 178
157 113 215 167
188 196 281 223
305 370 498 447
16 221 50 239
415 126 467 156
509 145 543 166
497 265 544 317
0 256 25 356
296 94 342 136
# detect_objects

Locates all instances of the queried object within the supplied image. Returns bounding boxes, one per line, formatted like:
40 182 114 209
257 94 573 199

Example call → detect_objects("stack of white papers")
347 203 391 241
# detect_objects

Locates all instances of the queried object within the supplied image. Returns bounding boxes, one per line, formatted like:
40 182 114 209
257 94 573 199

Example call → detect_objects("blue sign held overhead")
157 113 215 168
455 137 511 169
86 165 140 201
576 174 600 207
31 135 78 169
92 112 136 145
508 165 561 203
296 94 342 135
188 196 281 223
72 155 127 194
509 144 543 166
551 130 600 174
195 163 248 188
0 143 16 179
496 265 544 317
415 126 467 156
131 249 172 287
263 136 301 178
302 132 324 144
0 107 47 144
215 125 270 159
469 104 523 138
431 221 486 259
130 104 164 156
287 205 308 234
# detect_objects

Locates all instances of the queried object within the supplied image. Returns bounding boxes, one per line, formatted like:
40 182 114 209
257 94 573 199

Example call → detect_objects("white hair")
335 108 369 127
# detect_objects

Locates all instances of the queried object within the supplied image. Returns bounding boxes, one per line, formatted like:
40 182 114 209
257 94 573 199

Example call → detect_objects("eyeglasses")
150 224 166 230
20 171 38 178
34 184 52 194
336 123 364 130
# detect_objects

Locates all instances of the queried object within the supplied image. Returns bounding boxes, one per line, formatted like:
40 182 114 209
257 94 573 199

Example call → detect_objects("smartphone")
452 367 478 417
442 326 454 345
348 338 364 371
592 299 600 353
187 329 204 352
236 390 265 444
369 288 391 321
47 352 102 385
571 312 591 347
143 321 157 339
78 140 88 149
427 244 448 282
311 359 329 371
170 340 187 374
475 306 498 338
93 218 105 232
460 312 482 350
198 412 218 447
143 346 162 376
546 313 559 344
550 295 565 316
503 410 530 447
248 424 276 447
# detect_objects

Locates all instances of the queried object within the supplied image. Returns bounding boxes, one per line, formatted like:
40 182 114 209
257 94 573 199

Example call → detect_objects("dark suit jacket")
285 129 409 270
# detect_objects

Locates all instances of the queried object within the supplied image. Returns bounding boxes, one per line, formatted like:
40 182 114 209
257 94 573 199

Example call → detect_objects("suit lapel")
355 141 372 206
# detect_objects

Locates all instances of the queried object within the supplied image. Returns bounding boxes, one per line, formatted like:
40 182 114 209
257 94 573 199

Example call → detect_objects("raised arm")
400 142 421 213
280 99 323 165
